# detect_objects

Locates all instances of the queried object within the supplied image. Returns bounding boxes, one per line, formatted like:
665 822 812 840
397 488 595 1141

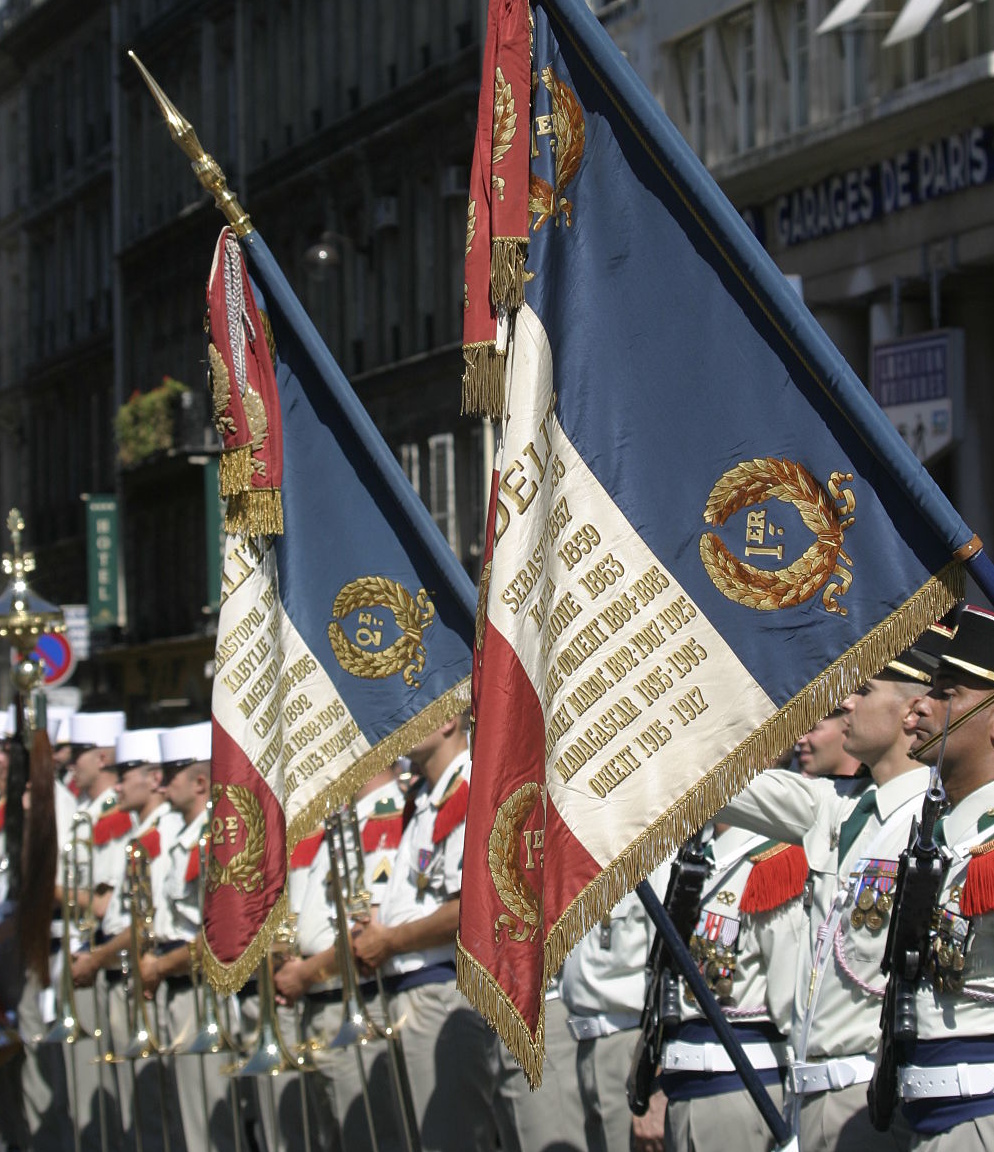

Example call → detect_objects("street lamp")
0 508 65 902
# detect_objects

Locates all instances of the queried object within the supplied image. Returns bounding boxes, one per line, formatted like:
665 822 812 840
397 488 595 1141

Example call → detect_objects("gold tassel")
203 890 288 997
491 237 528 312
219 445 253 497
457 939 546 1089
461 342 507 421
225 488 284 537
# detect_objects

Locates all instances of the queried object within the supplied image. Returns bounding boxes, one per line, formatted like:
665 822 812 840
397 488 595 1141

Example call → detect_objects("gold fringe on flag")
490 237 528 312
542 561 963 977
285 676 472 850
457 936 546 1089
219 445 253 497
461 342 507 421
203 889 288 996
225 488 284 537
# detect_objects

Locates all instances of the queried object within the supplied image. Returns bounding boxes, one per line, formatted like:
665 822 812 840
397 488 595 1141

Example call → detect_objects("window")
400 442 420 496
792 1 809 129
740 14 756 151
428 432 457 551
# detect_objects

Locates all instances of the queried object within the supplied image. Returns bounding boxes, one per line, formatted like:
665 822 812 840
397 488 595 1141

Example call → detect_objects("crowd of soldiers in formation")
0 600 992 1152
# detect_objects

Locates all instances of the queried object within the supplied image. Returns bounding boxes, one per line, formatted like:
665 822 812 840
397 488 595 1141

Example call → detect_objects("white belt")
788 1055 875 1095
900 1062 994 1101
566 1011 641 1041
661 1038 787 1074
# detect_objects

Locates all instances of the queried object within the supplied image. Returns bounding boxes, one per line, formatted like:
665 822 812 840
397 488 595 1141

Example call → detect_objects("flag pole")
635 880 794 1150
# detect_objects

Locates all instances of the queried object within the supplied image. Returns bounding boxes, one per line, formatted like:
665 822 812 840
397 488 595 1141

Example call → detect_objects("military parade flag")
456 0 994 1083
199 224 477 991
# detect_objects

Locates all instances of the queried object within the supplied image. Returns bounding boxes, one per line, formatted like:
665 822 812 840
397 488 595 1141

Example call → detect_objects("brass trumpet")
121 841 161 1060
327 805 422 1152
43 839 92 1046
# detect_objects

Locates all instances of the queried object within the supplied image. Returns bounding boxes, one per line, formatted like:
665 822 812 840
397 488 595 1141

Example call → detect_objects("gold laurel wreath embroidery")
489 783 542 943
699 457 845 611
207 343 237 437
207 783 266 894
464 197 477 311
327 577 436 687
491 66 517 201
529 66 585 231
475 560 491 653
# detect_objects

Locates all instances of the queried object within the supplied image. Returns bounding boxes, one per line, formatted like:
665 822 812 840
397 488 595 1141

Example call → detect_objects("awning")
816 0 877 35
883 0 946 45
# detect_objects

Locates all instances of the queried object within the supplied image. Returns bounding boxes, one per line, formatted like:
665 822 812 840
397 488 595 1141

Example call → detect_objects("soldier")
658 822 806 1152
351 714 501 1152
64 710 131 1152
796 709 864 779
559 889 664 1152
72 727 183 1152
720 643 941 1151
274 761 407 1152
140 720 236 1152
492 969 588 1152
892 604 994 1150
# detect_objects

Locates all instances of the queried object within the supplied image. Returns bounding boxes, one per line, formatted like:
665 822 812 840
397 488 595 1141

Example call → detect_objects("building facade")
0 0 488 717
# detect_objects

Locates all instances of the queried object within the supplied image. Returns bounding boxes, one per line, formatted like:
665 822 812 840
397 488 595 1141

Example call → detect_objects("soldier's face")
115 765 156 812
796 714 849 777
72 747 104 792
911 671 994 776
840 678 919 765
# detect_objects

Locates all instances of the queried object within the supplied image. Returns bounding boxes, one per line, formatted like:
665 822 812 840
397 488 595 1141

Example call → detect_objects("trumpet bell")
235 1017 317 1078
41 1012 92 1046
123 1025 159 1061
329 997 378 1049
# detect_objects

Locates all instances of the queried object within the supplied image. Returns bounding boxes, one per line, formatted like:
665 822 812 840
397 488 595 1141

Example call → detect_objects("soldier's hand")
71 951 98 988
631 1086 666 1152
274 956 310 1004
351 920 393 974
139 953 161 999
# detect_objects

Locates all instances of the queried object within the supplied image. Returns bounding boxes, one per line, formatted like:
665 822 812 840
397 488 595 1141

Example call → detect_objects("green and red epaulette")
185 844 201 884
0 798 6 833
138 828 161 860
363 811 404 853
739 841 809 915
93 808 134 847
433 777 470 845
290 829 325 870
961 836 994 918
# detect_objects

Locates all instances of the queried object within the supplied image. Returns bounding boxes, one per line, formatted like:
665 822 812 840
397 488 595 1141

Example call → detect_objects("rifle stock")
626 832 710 1115
868 793 948 1131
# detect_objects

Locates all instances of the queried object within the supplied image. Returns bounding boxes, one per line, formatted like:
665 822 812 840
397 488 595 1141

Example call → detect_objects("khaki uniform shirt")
722 766 930 1059
678 826 804 1034
914 777 994 1042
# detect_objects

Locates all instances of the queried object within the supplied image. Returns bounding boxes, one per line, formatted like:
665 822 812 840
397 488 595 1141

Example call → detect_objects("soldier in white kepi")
141 720 238 1152
65 709 131 1152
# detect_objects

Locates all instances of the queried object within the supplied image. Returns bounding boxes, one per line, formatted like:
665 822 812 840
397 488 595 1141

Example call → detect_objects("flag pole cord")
635 880 791 1149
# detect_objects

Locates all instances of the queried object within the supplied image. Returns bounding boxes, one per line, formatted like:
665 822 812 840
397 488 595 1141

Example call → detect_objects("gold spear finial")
128 50 253 238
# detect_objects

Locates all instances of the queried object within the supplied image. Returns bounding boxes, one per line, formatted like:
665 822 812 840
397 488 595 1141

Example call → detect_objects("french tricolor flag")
457 0 991 1085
